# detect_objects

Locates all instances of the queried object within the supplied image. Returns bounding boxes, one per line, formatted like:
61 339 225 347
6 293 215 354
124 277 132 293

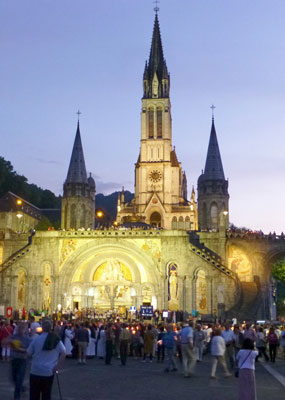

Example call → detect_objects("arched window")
185 216 190 229
157 107 162 138
202 202 207 229
178 216 184 230
70 204 76 228
148 108 154 138
80 204 86 228
210 202 218 229
172 216 177 229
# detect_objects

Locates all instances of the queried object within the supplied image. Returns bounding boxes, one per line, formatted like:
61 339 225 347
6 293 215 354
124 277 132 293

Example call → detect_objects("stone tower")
198 117 229 231
61 121 95 229
116 13 197 230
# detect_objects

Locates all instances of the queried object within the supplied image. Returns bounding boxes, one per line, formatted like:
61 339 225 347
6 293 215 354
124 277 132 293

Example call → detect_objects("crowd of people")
0 316 285 400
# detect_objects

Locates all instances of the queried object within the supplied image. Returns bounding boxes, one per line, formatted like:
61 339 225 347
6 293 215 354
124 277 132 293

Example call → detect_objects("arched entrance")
150 211 161 227
58 240 160 312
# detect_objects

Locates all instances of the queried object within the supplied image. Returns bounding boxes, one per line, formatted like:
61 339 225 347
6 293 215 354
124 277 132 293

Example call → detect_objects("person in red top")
0 320 14 361
267 326 279 363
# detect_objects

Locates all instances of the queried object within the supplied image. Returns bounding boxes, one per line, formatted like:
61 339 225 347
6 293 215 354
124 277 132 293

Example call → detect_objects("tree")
272 258 285 285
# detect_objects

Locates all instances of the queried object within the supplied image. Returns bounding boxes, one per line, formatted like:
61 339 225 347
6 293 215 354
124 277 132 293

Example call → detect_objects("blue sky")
1 1 285 233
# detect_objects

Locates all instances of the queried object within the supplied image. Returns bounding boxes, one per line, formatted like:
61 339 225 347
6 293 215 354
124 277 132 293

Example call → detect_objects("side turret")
61 121 95 229
198 118 229 231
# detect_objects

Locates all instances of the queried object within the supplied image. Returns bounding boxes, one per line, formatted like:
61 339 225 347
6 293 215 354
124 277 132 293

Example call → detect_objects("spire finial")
153 0 160 14
210 104 216 121
76 110 82 122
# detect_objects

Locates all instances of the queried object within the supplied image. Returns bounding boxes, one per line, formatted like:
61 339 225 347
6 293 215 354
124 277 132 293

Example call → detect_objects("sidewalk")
260 355 285 388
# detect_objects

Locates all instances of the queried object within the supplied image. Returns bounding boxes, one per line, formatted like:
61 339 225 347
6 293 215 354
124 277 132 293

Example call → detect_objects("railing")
189 242 236 280
227 231 285 241
0 231 35 274
58 229 163 237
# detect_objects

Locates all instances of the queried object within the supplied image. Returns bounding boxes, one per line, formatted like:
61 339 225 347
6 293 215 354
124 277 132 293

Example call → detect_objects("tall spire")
203 119 225 180
65 121 88 184
148 13 165 80
143 13 169 98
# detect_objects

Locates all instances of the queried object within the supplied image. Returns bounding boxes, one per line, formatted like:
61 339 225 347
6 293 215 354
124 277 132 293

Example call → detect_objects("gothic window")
70 204 76 228
178 216 184 230
210 202 218 229
148 108 154 138
202 203 207 229
185 216 190 229
80 204 86 228
157 107 162 138
172 216 177 229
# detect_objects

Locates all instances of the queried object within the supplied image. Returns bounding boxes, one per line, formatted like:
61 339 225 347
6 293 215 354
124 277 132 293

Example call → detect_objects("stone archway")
58 239 161 311
150 211 161 227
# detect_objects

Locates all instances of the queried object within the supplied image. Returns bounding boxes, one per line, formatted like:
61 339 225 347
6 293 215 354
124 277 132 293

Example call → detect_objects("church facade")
0 13 281 321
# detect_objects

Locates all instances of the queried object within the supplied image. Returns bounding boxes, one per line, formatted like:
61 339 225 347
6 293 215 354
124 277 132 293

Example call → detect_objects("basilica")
0 13 281 321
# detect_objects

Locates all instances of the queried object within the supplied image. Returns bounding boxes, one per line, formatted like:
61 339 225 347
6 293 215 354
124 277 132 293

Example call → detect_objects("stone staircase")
0 231 35 274
188 232 236 280
229 281 261 321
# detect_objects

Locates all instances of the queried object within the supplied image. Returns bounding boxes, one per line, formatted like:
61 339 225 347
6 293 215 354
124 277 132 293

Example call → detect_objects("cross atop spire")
76 109 81 122
210 104 216 121
153 0 160 13
65 120 88 184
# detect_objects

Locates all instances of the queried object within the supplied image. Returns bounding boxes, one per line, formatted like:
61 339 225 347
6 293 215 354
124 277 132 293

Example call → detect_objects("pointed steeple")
65 121 88 184
203 119 225 181
143 13 169 99
149 13 165 80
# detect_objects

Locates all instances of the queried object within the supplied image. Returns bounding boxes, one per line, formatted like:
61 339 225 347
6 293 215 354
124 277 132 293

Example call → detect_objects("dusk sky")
1 1 285 233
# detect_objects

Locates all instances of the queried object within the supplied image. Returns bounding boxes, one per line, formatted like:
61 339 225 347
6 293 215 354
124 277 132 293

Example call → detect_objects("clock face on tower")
149 170 162 183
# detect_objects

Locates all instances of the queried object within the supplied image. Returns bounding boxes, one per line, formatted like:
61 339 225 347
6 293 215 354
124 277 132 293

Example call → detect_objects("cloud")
96 180 133 195
35 157 63 166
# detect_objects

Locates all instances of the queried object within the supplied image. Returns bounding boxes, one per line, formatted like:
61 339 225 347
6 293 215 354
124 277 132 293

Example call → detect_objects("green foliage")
0 156 60 208
272 258 285 285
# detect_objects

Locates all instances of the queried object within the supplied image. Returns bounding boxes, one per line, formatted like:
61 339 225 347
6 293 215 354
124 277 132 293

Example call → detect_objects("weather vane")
76 110 82 122
154 0 160 13
210 104 216 120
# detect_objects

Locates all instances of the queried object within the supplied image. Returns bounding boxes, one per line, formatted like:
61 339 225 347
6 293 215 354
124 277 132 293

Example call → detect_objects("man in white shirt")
222 323 234 369
178 321 196 377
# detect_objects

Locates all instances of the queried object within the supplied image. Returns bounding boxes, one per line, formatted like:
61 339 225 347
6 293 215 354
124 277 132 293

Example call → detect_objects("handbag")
235 350 252 378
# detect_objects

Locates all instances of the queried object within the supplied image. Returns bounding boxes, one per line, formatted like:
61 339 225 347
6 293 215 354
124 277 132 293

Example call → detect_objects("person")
27 319 66 400
194 324 205 362
105 322 114 365
179 321 195 378
157 326 165 363
236 338 258 400
233 325 244 363
281 326 285 360
267 326 279 363
243 323 257 342
63 325 74 357
5 322 30 400
29 317 40 338
96 325 106 359
222 322 234 369
119 323 131 366
162 324 177 372
0 320 14 361
142 324 155 362
76 323 89 364
210 328 231 379
255 327 269 362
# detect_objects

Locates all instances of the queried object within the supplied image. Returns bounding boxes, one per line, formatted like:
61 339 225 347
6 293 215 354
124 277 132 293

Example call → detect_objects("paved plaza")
0 355 284 400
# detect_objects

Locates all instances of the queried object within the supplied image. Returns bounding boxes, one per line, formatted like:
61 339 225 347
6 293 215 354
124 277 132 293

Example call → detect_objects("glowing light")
223 211 229 216
17 199 22 205
97 211 103 218
16 213 23 219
